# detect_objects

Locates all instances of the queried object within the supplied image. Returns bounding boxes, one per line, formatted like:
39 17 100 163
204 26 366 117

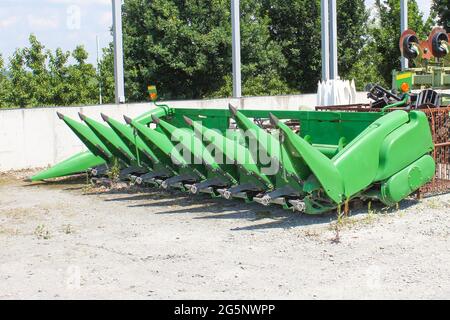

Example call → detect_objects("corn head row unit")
30 28 450 214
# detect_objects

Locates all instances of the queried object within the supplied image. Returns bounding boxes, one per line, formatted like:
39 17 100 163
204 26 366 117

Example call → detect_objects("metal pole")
328 0 338 80
112 0 125 104
231 0 242 98
96 35 103 105
321 0 330 81
400 0 408 70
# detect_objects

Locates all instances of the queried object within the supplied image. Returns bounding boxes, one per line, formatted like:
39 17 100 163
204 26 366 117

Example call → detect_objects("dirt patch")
0 170 449 299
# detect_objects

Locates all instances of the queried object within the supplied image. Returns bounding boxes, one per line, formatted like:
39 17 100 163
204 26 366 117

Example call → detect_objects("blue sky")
0 0 113 64
0 0 433 65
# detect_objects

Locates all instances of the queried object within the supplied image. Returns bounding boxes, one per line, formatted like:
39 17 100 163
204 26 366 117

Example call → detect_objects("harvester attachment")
78 113 149 180
124 115 205 190
184 108 273 201
32 103 439 215
270 110 435 214
29 150 105 182
57 112 113 162
228 105 307 208
29 112 112 182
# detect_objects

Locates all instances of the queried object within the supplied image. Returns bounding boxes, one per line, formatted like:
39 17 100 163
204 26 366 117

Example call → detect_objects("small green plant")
331 205 343 243
62 224 74 234
34 224 51 240
366 201 375 221
82 172 94 193
107 157 121 182
426 199 441 209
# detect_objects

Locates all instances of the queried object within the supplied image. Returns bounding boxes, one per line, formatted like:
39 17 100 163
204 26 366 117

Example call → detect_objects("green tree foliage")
68 46 99 104
48 48 71 106
7 48 31 108
122 0 231 101
98 44 116 104
0 1 437 107
263 0 322 93
0 54 13 108
24 35 52 105
121 0 290 101
0 35 101 108
262 0 371 92
336 0 372 79
432 0 450 32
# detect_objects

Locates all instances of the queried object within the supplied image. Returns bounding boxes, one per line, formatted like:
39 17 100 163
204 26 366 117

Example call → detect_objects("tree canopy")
432 0 450 32
0 35 101 108
0 0 440 108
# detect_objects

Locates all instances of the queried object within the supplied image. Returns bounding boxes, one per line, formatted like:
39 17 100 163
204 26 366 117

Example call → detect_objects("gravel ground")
0 170 449 300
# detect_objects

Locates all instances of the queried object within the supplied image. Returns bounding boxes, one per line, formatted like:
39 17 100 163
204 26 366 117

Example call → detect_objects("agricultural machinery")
30 28 450 215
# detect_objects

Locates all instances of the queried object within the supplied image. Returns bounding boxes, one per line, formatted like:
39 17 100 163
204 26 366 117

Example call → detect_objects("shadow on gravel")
22 175 86 189
130 194 422 230
20 174 423 231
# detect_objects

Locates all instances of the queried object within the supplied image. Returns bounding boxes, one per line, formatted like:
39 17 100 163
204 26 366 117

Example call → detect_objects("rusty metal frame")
420 107 450 195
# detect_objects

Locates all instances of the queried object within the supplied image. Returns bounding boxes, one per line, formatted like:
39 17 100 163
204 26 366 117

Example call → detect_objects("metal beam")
112 0 125 104
328 0 338 80
321 0 330 81
231 0 242 98
400 0 408 70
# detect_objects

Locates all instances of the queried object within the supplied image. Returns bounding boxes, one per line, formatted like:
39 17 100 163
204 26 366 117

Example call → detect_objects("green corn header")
30 28 450 215
30 103 444 215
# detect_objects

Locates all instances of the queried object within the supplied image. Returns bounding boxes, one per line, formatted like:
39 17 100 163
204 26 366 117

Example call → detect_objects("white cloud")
0 16 18 29
27 15 59 29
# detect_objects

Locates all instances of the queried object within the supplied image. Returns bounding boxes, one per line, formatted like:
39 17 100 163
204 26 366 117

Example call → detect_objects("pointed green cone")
271 113 344 204
229 104 304 181
57 112 112 161
183 116 239 185
124 116 186 168
126 116 206 181
153 115 221 171
32 108 170 182
183 115 272 188
229 104 279 159
29 151 105 181
101 113 159 167
79 113 136 165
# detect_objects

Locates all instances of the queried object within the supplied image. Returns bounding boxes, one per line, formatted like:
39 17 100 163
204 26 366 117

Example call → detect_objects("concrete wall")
0 93 369 171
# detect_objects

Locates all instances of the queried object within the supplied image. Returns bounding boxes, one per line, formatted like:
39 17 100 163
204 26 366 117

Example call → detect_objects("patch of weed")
34 224 51 240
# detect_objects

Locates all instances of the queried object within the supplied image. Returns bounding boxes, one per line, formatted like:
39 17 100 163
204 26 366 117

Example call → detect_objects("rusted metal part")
421 107 450 195
315 103 373 112
400 29 420 60
315 104 408 112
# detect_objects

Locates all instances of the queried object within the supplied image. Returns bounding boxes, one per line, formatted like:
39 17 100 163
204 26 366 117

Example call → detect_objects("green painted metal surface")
101 113 159 168
31 105 436 214
30 151 105 182
80 113 136 166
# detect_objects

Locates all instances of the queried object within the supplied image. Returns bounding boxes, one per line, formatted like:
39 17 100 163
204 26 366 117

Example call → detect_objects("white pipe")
112 0 125 103
400 0 408 70
321 0 330 81
329 0 338 79
231 0 242 98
